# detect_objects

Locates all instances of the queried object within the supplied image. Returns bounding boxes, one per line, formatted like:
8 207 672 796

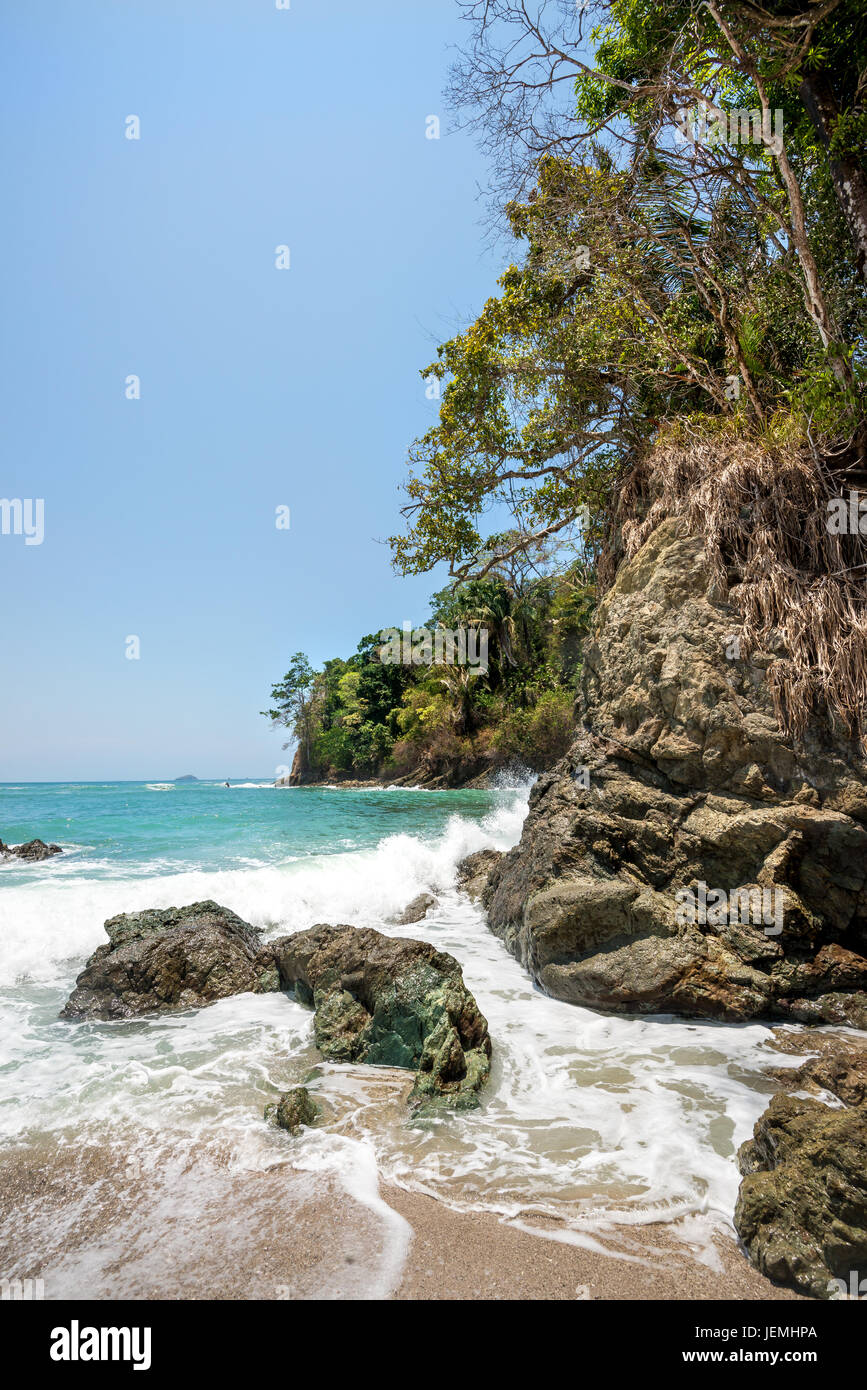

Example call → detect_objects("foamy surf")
0 779 811 1295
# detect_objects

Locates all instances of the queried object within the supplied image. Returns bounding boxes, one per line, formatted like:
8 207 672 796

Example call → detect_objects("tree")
261 652 317 776
389 1 865 585
437 664 485 736
450 0 866 294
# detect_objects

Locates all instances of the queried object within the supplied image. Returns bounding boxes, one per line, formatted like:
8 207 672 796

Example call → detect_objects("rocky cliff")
479 517 867 1025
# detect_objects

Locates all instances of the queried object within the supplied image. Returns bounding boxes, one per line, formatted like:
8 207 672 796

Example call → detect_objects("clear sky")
0 0 502 781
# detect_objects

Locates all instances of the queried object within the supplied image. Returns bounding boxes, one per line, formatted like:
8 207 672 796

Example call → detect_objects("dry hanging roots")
608 427 867 744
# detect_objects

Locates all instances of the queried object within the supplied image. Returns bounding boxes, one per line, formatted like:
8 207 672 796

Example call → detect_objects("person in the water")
224 781 230 787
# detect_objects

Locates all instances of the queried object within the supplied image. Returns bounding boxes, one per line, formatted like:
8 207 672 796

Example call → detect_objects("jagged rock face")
61 901 278 1020
734 1034 867 1300
456 850 504 905
485 519 867 1022
266 924 492 1109
768 1028 867 1107
285 746 306 786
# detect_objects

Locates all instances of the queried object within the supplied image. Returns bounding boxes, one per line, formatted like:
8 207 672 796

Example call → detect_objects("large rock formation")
457 850 504 905
280 747 306 787
480 519 867 1023
263 923 492 1109
61 905 492 1111
735 1032 867 1298
61 901 278 1020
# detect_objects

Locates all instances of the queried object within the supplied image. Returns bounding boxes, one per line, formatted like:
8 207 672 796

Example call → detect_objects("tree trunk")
800 72 867 284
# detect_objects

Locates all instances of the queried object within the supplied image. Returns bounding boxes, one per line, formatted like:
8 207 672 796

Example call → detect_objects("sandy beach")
0 1137 801 1302
388 1188 802 1301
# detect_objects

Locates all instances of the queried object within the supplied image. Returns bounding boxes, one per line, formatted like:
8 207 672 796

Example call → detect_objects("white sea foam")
0 780 816 1287
0 789 529 988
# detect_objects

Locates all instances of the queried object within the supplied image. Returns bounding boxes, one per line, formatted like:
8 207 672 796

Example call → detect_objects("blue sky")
0 0 504 781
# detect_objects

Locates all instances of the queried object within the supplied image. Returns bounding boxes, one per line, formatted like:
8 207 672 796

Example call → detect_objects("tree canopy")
390 0 866 585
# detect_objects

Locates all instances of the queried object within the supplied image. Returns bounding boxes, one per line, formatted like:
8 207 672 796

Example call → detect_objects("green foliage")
262 652 315 724
492 689 577 771
264 557 594 781
269 4 866 782
389 0 865 586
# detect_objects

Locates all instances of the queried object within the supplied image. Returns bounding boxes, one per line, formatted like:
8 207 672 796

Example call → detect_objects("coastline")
274 769 507 791
2 778 858 1305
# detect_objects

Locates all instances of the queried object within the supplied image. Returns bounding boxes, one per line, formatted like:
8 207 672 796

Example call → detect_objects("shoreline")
1 779 850 1305
274 775 501 791
0 1135 802 1302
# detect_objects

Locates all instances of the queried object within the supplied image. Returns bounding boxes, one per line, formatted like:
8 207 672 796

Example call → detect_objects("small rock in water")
265 923 492 1110
391 892 437 925
1 838 63 862
265 1086 322 1135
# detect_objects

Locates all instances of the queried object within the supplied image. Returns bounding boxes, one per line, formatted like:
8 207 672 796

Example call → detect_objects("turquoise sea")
0 778 798 1298
0 778 505 881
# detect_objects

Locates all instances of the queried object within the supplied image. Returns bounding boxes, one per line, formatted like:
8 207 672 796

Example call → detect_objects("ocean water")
0 777 805 1297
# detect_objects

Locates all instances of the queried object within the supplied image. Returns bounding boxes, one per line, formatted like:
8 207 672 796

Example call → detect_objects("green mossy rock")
267 924 492 1110
734 1057 867 1298
265 1086 322 1135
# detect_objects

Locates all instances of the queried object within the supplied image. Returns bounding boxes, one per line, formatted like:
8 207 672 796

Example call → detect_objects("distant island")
173 775 199 783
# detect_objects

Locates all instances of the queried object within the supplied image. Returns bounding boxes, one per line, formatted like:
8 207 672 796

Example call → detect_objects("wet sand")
0 1139 801 1302
388 1187 801 1300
